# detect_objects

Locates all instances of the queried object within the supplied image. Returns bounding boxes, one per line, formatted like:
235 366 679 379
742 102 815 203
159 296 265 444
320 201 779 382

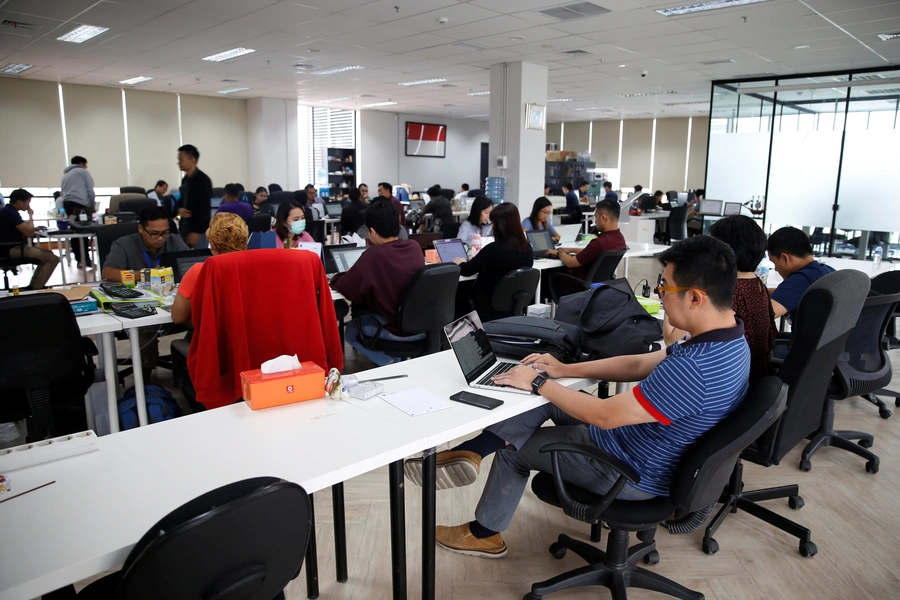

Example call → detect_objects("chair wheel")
788 496 805 510
523 594 542 600
799 459 812 472
702 538 719 555
866 460 880 474
879 408 892 419
549 542 567 559
643 550 660 565
896 398 900 408
858 439 873 449
799 541 817 557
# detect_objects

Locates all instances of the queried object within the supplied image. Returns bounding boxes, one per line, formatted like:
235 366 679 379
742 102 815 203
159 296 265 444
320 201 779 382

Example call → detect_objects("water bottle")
873 245 883 270
469 233 482 258
755 264 769 285
57 207 69 230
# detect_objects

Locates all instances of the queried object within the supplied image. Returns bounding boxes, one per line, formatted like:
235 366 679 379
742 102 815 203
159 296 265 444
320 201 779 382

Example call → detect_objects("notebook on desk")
444 311 530 395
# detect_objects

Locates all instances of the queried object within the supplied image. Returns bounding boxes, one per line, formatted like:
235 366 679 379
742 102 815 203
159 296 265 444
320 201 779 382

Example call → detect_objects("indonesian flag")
407 123 446 156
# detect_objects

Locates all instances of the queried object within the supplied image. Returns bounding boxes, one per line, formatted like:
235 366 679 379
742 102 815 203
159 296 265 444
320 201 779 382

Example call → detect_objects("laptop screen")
294 242 323 261
723 202 742 216
699 200 723 216
527 230 555 254
409 199 425 210
325 202 343 218
434 239 468 263
330 247 367 272
162 250 212 283
444 311 495 383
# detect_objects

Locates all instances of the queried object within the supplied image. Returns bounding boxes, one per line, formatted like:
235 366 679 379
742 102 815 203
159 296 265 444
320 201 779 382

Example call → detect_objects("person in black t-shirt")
0 189 58 289
176 144 212 249
340 188 367 236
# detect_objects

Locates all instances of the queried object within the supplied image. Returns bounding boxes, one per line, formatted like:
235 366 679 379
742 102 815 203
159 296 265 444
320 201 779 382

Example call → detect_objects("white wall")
247 98 300 192
358 110 399 189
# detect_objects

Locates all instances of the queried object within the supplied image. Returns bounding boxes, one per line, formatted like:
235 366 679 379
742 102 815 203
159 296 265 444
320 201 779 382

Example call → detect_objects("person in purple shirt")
216 183 253 222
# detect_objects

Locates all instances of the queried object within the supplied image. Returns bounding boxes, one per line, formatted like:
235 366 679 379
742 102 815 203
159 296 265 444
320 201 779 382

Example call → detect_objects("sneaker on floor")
435 523 507 558
404 450 481 489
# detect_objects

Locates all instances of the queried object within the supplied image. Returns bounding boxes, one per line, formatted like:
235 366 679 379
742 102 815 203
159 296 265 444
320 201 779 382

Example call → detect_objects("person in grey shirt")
61 155 96 266
101 206 190 381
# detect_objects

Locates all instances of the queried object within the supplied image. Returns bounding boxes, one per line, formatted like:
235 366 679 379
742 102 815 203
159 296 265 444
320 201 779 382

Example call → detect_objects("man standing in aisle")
60 155 96 267
176 144 212 249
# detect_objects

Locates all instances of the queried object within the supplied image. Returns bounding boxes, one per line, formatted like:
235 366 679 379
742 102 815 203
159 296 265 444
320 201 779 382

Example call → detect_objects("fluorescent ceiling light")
0 63 33 74
203 47 255 62
619 90 677 97
312 65 363 75
657 0 773 17
119 76 153 85
319 97 351 103
360 101 397 108
398 77 448 86
574 106 612 111
548 98 572 102
57 25 109 43
878 32 900 41
465 114 489 118
468 91 490 96
217 87 250 94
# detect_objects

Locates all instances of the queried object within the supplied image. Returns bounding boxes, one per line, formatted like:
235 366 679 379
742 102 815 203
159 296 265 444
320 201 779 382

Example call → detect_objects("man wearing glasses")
407 235 752 559
102 206 189 380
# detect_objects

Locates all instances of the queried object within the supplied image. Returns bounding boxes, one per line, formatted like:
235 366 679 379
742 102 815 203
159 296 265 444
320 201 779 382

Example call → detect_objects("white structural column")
488 62 548 210
247 97 300 191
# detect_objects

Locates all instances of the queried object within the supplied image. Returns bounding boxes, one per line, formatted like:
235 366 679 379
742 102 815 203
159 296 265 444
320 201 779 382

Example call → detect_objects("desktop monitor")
434 239 469 263
586 182 604 197
324 202 343 218
526 230 555 255
161 250 212 283
210 196 223 209
409 199 425 211
698 199 723 216
639 194 656 213
723 202 743 216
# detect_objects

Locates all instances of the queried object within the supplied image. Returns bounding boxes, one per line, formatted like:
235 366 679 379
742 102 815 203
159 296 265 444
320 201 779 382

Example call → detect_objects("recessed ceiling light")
360 101 398 108
319 97 351 103
119 76 153 85
793 45 809 50
217 87 250 94
57 25 109 43
548 98 572 102
313 65 363 75
657 0 773 17
398 77 448 86
0 63 33 74
308 48 321 53
203 47 255 62
617 64 627 68
878 32 900 41
468 91 490 96
509 36 526 41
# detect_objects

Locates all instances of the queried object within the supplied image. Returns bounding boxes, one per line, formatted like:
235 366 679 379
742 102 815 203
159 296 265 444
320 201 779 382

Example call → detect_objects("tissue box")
151 267 174 296
637 297 661 314
527 303 551 319
425 249 439 264
240 361 326 410
71 297 98 314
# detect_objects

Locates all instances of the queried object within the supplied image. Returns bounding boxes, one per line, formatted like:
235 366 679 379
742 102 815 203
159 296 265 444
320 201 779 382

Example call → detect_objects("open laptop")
329 246 367 274
723 201 743 216
698 199 723 216
526 230 555 258
433 238 468 263
323 243 358 274
324 202 343 218
409 199 425 211
444 311 530 395
555 224 581 245
161 250 212 283
295 242 323 261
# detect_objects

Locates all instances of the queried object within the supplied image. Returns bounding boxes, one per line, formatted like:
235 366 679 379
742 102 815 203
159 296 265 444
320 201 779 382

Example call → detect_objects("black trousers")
63 201 93 265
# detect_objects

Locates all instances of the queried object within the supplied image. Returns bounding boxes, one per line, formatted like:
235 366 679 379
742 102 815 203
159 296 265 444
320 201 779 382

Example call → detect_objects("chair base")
702 460 817 557
526 529 703 600
861 392 894 419
801 430 879 473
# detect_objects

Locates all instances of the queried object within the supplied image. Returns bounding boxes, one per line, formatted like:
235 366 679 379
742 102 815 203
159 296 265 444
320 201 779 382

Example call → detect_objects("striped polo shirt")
590 320 750 496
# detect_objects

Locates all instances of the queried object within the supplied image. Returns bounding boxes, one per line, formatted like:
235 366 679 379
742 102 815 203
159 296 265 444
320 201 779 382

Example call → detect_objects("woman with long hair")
457 195 494 245
522 196 560 244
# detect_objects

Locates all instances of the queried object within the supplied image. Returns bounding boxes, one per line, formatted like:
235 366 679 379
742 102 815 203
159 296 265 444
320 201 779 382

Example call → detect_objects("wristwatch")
531 374 548 395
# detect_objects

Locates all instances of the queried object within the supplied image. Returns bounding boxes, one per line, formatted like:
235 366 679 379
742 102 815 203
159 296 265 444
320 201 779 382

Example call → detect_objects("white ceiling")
0 0 898 121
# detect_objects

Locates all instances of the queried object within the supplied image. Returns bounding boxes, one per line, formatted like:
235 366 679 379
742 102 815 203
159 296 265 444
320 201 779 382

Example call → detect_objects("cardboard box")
240 361 326 410
527 303 551 319
546 150 570 162
424 249 439 264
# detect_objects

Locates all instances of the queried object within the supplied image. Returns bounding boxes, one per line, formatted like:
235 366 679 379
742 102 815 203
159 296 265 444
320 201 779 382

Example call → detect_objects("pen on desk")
359 375 409 383
0 480 56 504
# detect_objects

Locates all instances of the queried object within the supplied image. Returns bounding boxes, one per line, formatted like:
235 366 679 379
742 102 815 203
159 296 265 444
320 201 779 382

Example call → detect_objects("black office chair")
119 186 146 195
871 270 900 349
703 270 870 557
665 190 678 203
75 477 311 600
267 191 295 207
548 248 627 305
248 213 272 233
667 205 688 244
307 220 326 243
96 222 140 269
491 268 540 319
525 377 788 600
0 294 96 442
118 198 157 215
410 232 444 252
0 241 40 290
357 263 460 357
211 186 226 199
443 221 461 239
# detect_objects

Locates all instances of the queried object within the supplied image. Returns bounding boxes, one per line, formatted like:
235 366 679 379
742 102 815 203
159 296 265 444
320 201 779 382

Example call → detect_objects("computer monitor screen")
698 200 723 216
324 202 343 218
639 194 656 213
434 239 468 263
723 202 742 216
330 247 367 273
210 197 223 209
527 230 555 254
409 199 425 210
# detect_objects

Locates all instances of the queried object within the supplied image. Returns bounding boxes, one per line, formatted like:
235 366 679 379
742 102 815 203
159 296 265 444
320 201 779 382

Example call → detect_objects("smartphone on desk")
450 391 503 410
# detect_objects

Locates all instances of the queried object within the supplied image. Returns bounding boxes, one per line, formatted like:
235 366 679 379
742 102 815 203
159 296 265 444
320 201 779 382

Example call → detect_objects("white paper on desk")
380 388 454 417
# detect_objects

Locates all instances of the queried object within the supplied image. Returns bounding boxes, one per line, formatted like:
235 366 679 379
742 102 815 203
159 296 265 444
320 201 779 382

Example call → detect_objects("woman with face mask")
274 201 314 248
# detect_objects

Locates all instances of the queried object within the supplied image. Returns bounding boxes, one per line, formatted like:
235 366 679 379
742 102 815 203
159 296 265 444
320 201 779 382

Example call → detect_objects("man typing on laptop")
405 236 751 558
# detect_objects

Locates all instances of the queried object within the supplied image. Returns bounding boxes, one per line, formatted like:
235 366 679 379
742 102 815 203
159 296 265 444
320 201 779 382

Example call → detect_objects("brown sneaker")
404 450 481 489
435 523 507 558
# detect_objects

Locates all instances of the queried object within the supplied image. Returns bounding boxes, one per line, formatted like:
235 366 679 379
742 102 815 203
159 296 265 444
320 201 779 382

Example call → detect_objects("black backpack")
484 316 582 363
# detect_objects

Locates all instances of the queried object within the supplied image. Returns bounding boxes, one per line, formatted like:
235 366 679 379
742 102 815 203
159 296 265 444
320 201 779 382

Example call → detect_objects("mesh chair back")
666 191 678 202
584 248 626 283
668 206 688 242
671 377 787 512
396 263 460 335
115 477 311 600
248 214 272 233
97 222 140 268
268 191 295 206
211 187 226 199
119 186 146 195
118 198 157 215
109 193 147 212
440 189 456 202
753 270 870 464
831 290 900 398
492 268 540 315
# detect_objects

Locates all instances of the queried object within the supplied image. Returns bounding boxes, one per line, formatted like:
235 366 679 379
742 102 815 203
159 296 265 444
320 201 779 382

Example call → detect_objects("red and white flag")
406 123 446 156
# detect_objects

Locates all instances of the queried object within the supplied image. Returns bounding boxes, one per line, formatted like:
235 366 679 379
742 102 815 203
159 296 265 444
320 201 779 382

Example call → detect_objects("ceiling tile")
366 32 456 54
580 20 694 43
0 0 98 22
349 0 459 24
138 13 219 38
72 2 163 30
437 15 541 40
545 7 667 34
285 15 380 37
172 0 281 22
390 3 502 32
226 2 329 31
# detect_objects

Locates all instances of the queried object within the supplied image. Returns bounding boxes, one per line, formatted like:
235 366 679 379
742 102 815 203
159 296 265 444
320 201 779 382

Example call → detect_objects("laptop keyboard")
476 362 516 387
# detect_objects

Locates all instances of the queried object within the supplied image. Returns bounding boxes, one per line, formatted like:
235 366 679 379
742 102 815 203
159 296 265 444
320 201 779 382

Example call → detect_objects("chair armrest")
81 336 99 357
539 442 641 524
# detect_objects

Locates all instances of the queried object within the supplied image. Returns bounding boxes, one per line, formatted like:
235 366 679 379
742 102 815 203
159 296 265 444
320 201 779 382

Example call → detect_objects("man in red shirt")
547 199 626 280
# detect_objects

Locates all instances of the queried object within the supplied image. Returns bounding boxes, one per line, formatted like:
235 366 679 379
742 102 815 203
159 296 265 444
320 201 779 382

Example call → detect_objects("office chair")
0 241 40 290
211 187 226 199
267 191 295 207
410 232 444 252
548 248 626 305
703 270 869 557
871 270 900 350
525 377 788 600
0 294 96 442
75 477 311 600
490 268 539 319
108 193 147 213
118 186 145 195
443 222 461 239
667 205 688 244
665 190 678 203
118 198 157 215
96 223 140 271
357 263 460 358
248 213 272 233
799 290 900 473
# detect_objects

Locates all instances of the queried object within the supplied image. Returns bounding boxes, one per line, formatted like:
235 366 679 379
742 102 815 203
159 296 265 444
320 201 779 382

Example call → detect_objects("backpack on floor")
118 384 182 430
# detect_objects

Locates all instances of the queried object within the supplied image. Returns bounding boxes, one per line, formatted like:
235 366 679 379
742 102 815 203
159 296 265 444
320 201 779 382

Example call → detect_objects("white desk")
34 230 97 284
75 312 123 434
623 243 669 277
766 257 899 288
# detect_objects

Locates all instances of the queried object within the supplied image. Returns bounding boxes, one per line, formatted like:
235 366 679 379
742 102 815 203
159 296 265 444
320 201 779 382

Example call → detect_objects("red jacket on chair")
187 249 344 409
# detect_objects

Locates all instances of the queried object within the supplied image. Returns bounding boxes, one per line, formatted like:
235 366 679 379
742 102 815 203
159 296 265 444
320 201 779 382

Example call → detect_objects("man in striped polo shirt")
407 236 751 558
